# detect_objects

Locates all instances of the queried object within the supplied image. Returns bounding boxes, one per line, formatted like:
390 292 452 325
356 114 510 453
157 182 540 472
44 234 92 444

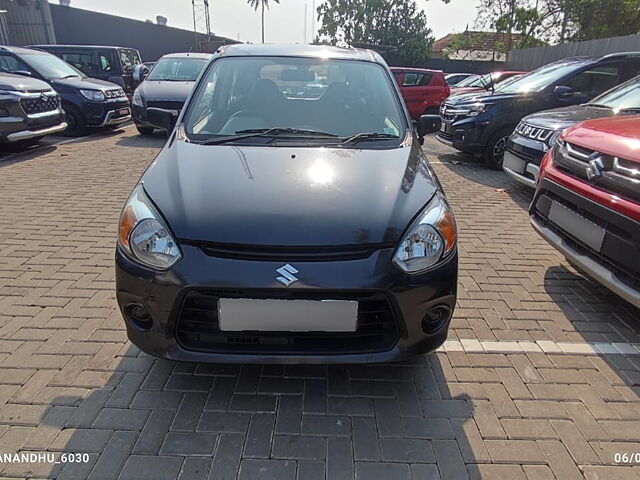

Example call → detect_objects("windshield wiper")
618 107 640 112
60 74 80 79
339 132 400 145
236 127 338 137
584 103 610 108
198 127 338 146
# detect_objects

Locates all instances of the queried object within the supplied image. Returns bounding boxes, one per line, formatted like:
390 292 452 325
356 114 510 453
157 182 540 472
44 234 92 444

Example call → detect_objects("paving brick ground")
0 127 638 479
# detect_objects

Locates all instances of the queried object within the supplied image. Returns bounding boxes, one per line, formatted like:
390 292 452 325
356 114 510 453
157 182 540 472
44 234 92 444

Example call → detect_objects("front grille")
555 141 640 203
176 290 399 355
514 120 554 143
440 103 458 122
437 130 453 142
105 88 126 99
146 100 184 110
20 93 59 115
184 241 392 262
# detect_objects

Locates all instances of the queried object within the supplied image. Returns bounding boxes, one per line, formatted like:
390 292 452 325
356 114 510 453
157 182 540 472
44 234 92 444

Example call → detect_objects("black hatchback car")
0 46 131 136
132 52 211 135
115 44 456 364
436 53 640 169
504 74 640 187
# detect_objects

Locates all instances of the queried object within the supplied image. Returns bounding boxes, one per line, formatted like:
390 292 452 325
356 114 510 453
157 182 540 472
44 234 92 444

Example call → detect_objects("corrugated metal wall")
0 0 56 45
507 34 640 70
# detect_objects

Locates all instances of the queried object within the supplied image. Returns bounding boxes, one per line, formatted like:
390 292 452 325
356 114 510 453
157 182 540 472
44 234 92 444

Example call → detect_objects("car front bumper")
83 98 131 127
530 178 640 309
435 118 486 154
115 244 457 364
503 134 547 188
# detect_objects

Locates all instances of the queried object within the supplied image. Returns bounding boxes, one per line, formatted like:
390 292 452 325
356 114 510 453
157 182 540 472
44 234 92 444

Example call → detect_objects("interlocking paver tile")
0 133 638 479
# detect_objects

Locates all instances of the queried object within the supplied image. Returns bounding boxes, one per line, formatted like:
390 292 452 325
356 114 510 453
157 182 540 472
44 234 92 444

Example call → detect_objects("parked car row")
431 52 640 311
435 52 640 168
0 45 133 142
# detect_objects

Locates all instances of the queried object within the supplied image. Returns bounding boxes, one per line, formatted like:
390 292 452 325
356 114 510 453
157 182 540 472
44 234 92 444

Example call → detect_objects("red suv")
530 116 640 308
391 67 450 120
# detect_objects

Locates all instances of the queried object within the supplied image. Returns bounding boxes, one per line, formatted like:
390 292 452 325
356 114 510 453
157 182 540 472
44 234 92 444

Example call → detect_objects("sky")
49 0 481 44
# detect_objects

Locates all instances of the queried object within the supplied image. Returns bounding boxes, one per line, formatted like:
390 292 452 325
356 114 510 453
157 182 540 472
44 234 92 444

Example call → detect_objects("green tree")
562 0 640 42
475 0 563 51
316 0 434 65
247 0 280 44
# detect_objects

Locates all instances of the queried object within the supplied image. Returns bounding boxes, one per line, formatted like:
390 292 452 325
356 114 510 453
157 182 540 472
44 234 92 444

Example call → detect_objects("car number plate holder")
118 108 130 116
218 298 358 332
548 200 605 252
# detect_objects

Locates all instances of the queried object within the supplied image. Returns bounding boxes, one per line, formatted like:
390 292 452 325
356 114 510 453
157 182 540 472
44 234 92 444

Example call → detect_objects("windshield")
589 75 640 109
21 52 82 79
455 75 480 88
148 57 209 81
184 56 406 143
498 59 588 94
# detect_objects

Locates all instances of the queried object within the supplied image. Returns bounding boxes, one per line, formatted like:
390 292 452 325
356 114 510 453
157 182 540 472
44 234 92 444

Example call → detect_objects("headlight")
79 89 106 101
132 89 143 107
393 193 457 274
467 103 487 117
118 185 181 269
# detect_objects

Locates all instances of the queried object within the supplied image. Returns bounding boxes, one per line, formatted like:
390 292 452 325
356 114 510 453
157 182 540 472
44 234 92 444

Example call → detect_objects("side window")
393 72 402 86
403 72 432 87
60 52 98 74
0 54 32 74
563 65 620 98
97 51 116 73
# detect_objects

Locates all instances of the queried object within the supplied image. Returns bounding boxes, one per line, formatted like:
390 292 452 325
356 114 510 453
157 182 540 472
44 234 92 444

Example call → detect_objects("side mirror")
146 107 178 131
133 65 149 85
418 114 441 139
554 85 573 101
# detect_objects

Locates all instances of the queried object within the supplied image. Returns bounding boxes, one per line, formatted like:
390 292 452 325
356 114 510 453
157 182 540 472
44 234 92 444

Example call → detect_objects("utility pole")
192 0 212 51
304 2 307 43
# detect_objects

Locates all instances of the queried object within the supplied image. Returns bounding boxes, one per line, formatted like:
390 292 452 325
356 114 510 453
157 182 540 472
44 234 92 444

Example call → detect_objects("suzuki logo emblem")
275 264 299 287
40 92 48 102
585 153 604 180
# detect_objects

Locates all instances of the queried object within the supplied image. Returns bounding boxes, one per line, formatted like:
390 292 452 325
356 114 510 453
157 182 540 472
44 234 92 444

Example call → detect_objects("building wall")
48 4 237 61
507 34 640 70
0 0 56 45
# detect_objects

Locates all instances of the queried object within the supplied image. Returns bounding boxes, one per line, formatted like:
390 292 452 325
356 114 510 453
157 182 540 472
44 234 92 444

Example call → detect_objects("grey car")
0 72 67 144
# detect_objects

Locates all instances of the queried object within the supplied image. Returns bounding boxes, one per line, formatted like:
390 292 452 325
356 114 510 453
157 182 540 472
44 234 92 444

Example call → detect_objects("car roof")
0 45 50 55
216 43 385 64
29 44 137 51
390 67 444 74
159 52 212 60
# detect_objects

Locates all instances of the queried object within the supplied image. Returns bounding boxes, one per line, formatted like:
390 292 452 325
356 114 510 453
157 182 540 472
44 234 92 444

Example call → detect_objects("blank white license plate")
548 200 605 252
218 298 358 332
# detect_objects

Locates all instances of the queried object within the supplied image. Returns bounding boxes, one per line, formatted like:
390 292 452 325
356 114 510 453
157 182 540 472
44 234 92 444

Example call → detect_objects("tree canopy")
316 0 434 65
460 0 640 51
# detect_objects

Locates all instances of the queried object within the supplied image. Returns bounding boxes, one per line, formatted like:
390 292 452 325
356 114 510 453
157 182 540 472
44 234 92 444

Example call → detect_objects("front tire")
485 127 512 170
136 125 154 136
62 104 87 137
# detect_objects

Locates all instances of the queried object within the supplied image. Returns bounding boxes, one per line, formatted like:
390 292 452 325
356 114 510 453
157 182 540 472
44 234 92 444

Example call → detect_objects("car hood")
449 86 484 96
142 140 438 246
49 76 121 90
0 73 50 92
564 116 640 163
138 80 194 101
445 90 523 105
523 105 616 130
